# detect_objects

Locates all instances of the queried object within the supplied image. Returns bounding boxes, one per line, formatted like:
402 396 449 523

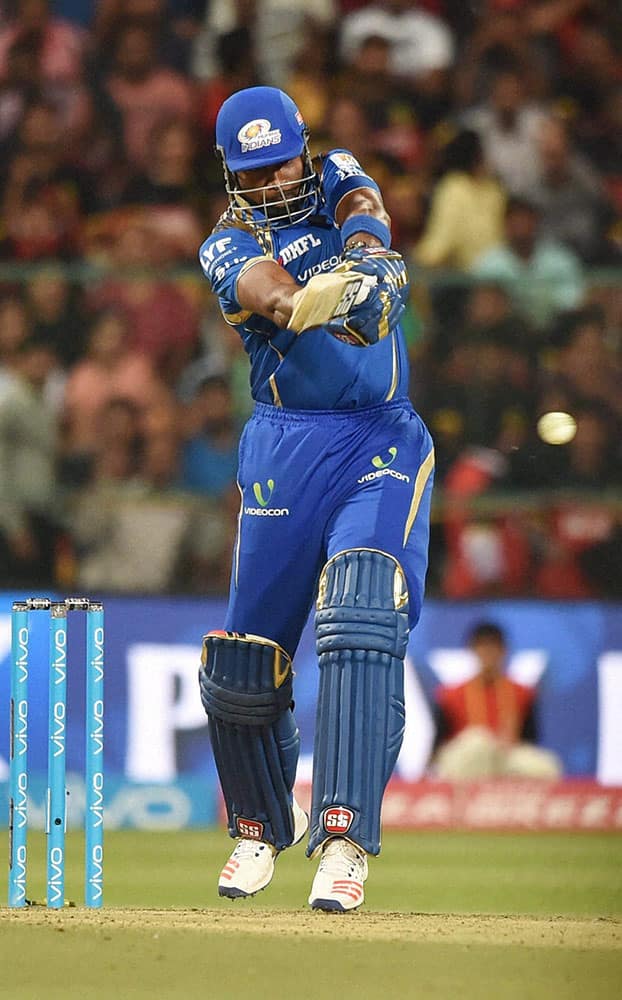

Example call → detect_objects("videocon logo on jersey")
358 446 410 484
245 479 289 517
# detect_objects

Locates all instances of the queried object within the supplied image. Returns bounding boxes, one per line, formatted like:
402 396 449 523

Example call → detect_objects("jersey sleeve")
320 148 381 220
198 227 271 322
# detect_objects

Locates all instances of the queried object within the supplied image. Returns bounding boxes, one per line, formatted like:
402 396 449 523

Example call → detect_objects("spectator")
0 0 618 599
25 265 85 367
431 622 562 780
541 305 622 420
121 116 207 258
461 63 548 196
0 291 30 388
1 98 92 260
284 19 335 134
95 0 204 75
415 129 505 269
527 116 612 263
577 83 622 208
0 30 42 145
339 0 454 83
193 0 334 89
0 0 88 86
440 448 532 599
195 25 259 154
554 20 621 141
319 94 404 189
61 306 174 461
104 19 195 169
179 374 239 499
0 333 62 585
452 0 542 109
86 218 200 380
473 195 584 327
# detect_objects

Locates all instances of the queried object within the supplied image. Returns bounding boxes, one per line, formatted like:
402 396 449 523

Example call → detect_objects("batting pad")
307 549 409 856
199 631 300 849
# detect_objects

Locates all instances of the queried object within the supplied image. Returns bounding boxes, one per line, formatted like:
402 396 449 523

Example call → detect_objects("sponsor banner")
219 779 622 832
376 779 622 832
1 594 621 795
0 775 217 830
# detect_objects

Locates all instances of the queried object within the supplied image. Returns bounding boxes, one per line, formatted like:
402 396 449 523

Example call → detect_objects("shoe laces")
231 839 274 861
318 838 366 879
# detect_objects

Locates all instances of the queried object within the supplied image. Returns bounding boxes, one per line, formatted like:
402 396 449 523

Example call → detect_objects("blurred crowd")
0 0 621 598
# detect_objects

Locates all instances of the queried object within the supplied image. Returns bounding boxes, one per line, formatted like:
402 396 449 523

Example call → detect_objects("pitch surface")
1 829 620 998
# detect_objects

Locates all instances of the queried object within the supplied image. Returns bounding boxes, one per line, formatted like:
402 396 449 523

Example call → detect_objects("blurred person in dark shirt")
527 115 613 263
319 93 405 190
0 0 88 85
333 32 429 165
1 98 93 259
0 333 62 586
25 265 85 367
121 115 207 258
541 305 622 421
0 30 42 144
0 291 30 389
95 0 205 74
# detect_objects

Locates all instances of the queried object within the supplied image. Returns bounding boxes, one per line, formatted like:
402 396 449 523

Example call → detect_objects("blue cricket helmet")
215 86 320 228
216 86 307 172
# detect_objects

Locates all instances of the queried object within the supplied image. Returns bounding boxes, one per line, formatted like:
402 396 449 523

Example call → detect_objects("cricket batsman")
198 87 434 911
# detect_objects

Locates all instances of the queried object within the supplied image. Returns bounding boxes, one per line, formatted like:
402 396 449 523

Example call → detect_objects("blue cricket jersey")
198 149 409 410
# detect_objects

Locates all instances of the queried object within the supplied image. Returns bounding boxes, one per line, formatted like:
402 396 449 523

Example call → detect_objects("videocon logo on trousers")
245 480 289 517
372 447 397 469
358 446 410 484
253 479 274 507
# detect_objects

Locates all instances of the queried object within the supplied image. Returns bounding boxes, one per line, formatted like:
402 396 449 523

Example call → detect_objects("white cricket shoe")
218 799 308 899
308 837 369 912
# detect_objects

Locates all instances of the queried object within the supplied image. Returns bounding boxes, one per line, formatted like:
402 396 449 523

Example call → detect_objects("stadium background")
0 2 620 997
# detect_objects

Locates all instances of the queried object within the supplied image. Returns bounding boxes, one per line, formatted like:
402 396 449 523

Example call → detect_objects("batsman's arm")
236 254 378 335
236 257 301 329
236 188 393 332
335 187 392 250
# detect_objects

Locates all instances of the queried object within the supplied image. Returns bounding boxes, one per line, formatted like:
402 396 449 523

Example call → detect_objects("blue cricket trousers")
224 398 435 656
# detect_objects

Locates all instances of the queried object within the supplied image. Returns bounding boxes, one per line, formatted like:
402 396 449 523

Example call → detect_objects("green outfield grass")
1 829 621 999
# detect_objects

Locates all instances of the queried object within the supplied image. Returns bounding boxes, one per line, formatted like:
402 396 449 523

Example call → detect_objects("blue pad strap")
199 631 299 849
308 550 408 856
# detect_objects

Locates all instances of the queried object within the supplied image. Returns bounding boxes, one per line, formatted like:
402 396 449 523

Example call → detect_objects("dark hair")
16 332 56 355
467 622 506 646
197 374 230 394
441 129 483 175
8 28 43 60
505 195 540 219
547 304 605 349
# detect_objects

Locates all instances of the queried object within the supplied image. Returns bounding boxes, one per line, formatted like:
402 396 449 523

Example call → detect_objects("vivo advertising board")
0 595 621 828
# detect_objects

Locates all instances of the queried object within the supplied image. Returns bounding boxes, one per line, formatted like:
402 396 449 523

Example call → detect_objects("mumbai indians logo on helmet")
237 118 282 154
